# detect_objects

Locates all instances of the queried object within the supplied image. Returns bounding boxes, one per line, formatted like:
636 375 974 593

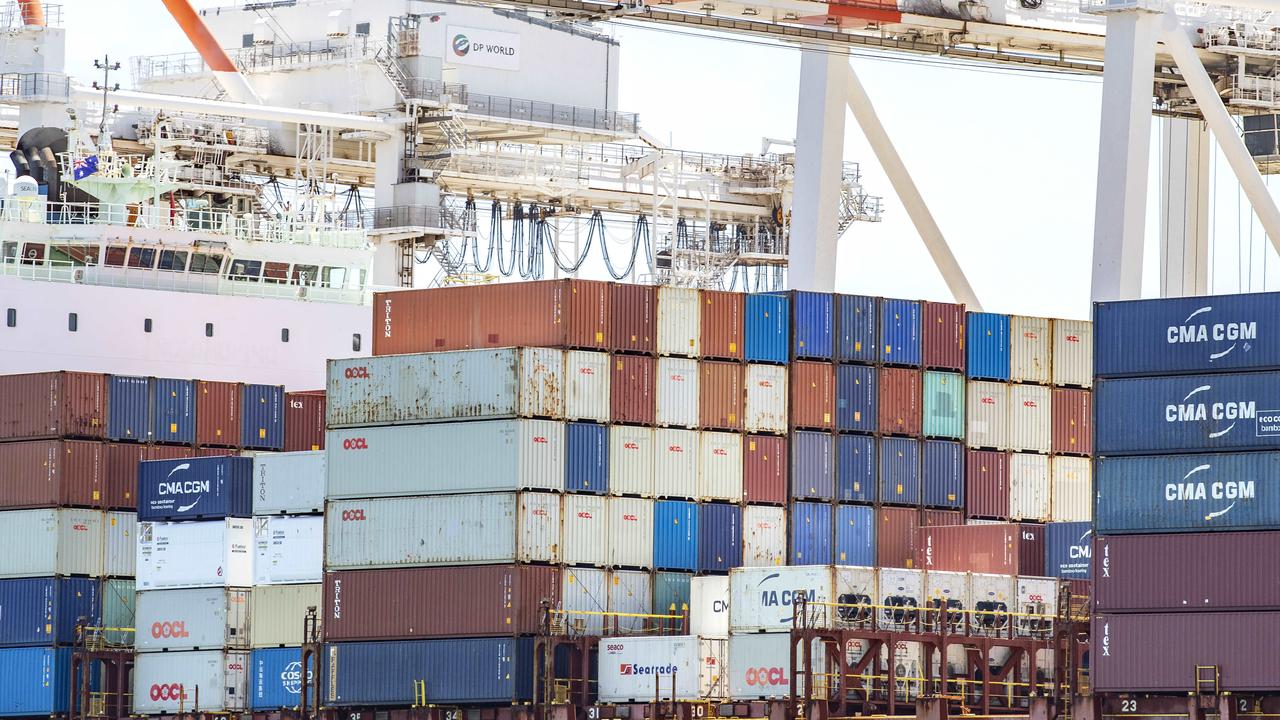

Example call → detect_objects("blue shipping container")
879 437 921 506
1096 452 1280 533
791 291 834 360
1095 292 1280 378
0 578 99 646
136 456 254 521
835 434 876 504
652 572 692 615
745 294 790 364
834 505 876 565
921 440 963 509
108 375 152 441
697 503 741 572
879 299 921 367
791 431 834 501
1044 522 1093 580
790 501 833 565
653 500 698 571
1096 372 1280 454
835 364 876 434
242 384 285 450
322 638 533 705
966 313 1011 381
835 294 878 364
0 647 72 716
566 422 608 494
252 647 309 710
152 378 196 445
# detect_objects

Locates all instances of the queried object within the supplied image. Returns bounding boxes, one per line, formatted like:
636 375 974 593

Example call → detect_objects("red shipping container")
0 371 107 442
699 361 743 431
877 367 921 436
610 283 657 355
1094 533 1280 613
917 523 1043 575
196 380 241 449
0 440 105 509
102 443 144 510
743 434 787 505
921 302 965 371
1093 612 1280 692
921 509 963 527
322 565 561 640
700 290 745 361
1051 388 1092 456
610 354 655 425
877 506 921 568
790 361 835 430
195 448 239 457
284 391 326 452
965 449 1009 519
374 279 611 355
146 445 195 461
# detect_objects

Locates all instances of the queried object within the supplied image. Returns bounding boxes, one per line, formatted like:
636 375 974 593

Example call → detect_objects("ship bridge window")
263 261 289 284
127 247 157 269
189 252 223 274
103 246 128 268
292 264 319 286
50 245 98 266
158 250 189 272
349 268 367 290
1 242 17 263
355 22 371 35
229 259 263 282
20 243 45 265
322 266 347 289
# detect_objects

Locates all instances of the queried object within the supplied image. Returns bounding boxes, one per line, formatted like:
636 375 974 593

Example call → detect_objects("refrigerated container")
741 505 786 567
834 505 875 566
283 391 324 452
922 302 965 371
698 432 743 502
135 588 250 652
700 289 744 360
566 422 608 494
565 351 610 422
1051 319 1092 387
0 371 106 441
1007 384 1050 453
247 450 324 515
878 368 921 436
729 565 835 633
879 437 920 506
0 508 103 578
1009 316 1051 384
744 364 788 434
1094 532 1280 612
1015 576 1058 637
791 361 834 430
137 456 253 521
688 575 728 636
610 283 657 355
836 435 875 504
922 371 963 439
1009 453 1050 522
876 567 924 629
835 294 878 364
322 637 533 705
0 440 104 510
966 313 1010 381
611 354 655 425
654 500 698 571
251 584 321 648
698 503 741 572
656 357 699 428
880 299 921 367
657 287 701 357
608 426 653 497
790 502 833 565
966 381 1009 450
835 364 876 434
132 650 250 713
791 431 834 501
743 434 787 505
921 440 963 509
0 577 98 646
653 428 698 499
699 361 743 431
606 496 653 568
1049 456 1090 522
563 494 607 566
254 515 322 585
137 518 253 589
1096 452 1280 533
923 570 969 633
745 293 789 364
729 633 824 700
597 636 727 702
152 378 196 445
1051 388 1091 456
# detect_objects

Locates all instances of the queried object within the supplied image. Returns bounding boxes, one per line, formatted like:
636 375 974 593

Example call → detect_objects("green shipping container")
923 371 964 439
100 579 135 647
652 571 692 623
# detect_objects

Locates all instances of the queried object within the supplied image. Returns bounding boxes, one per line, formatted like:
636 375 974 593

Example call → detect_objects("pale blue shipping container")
152 378 196 445
1044 522 1093 579
652 571 692 617
107 375 151 441
1095 292 1280 378
835 294 878 364
698 503 741 572
242 384 285 450
0 578 99 646
745 293 790 364
790 501 832 565
137 456 254 521
0 647 72 716
1096 452 1280 533
835 434 875 503
966 313 1011 381
835 364 876 434
922 371 964 438
1096 372 1280 454
879 437 921 506
653 500 698 570
921 440 963 509
880 299 921 367
252 647 307 710
834 505 876 566
791 431 834 501
566 422 608 494
322 638 534 705
791 291 834 360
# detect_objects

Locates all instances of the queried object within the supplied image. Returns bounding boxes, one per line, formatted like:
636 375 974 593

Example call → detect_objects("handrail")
794 597 1067 637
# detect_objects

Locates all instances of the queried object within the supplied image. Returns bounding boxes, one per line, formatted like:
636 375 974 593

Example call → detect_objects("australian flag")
72 155 98 181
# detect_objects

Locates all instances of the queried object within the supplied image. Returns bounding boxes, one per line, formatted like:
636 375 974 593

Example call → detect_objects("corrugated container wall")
1043 521 1092 580
878 368 921 436
744 364 788 434
699 361 742 430
241 384 284 450
255 515 323 585
697 502 741 572
922 302 965 371
880 299 921 366
657 287 700 357
134 587 251 652
1007 384 1051 453
966 313 1011 381
610 354 655 425
918 523 1037 574
745 293 789 364
656 357 699 428
1093 612 1280 692
0 508 103 578
653 428 697 499
251 583 321 647
560 567 607 634
835 294 878 364
283 391 325 452
566 423 608 494
610 283 656 354
1051 388 1091 456
1095 452 1280 533
101 578 134 647
103 511 135 577
1093 533 1280 613
699 432 743 502
966 450 1009 519
1009 453 1050 521
137 456 253 521
653 500 698 571
791 291 833 360
152 378 196 445
251 647 307 710
1051 319 1092 387
0 371 106 442
879 437 921 506
607 497 653 568
966 381 1008 450
743 434 787 505
922 440 963 509
835 364 876 434
137 519 253 589
922 371 963 439
102 444 141 510
790 501 833 565
1009 316 1051 384
1049 456 1090 522
836 434 875 503
700 290 744 361
0 647 72 716
608 570 653 633
250 450 325 515
107 375 151 442
653 572 691 617
197 380 240 448
877 506 919 568
565 351 610 423
0 577 99 646
132 650 249 713
0 440 103 510
562 494 607 566
322 638 533 705
741 505 787 566
608 426 653 497
791 361 834 430
791 431 834 501
835 504 876 565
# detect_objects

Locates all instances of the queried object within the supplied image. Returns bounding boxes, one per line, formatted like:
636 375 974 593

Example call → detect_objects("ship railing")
131 52 210 83
451 91 639 135
545 608 688 637
344 204 477 234
795 598 1061 639
0 72 71 102
235 35 379 71
0 1 63 28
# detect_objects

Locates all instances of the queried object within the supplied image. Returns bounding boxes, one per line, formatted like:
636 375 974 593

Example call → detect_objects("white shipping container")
606 497 653 568
597 635 726 702
566 350 610 422
728 633 825 700
922 571 970 633
326 347 564 428
1009 453 1051 521
657 287 701 357
741 505 787 567
653 428 698 498
326 419 564 499
325 493 560 569
1010 316 1051 385
137 519 254 590
254 516 323 585
876 568 924 630
656 357 699 428
251 583 321 648
609 570 653 633
1051 319 1093 388
730 565 835 633
833 566 878 627
135 588 251 652
847 638 926 701
1015 577 1059 638
0 508 103 578
744 364 788 434
1007 384 1051 453
104 511 136 577
966 381 1009 450
608 425 654 497
247 450 325 515
1050 456 1092 522
563 494 607 567
698 432 743 502
971 573 1017 633
560 566 608 635
689 575 729 637
132 650 249 714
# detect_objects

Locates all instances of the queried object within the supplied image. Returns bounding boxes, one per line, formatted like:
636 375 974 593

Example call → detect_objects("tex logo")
452 34 470 56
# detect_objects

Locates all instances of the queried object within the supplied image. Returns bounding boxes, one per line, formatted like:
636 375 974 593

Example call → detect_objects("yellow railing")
794 598 1068 637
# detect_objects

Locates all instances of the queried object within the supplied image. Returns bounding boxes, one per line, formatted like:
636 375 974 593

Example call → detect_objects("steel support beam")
790 50 847 292
1158 116 1211 297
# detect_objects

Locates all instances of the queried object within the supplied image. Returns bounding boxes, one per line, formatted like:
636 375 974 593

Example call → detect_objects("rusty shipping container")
102 443 143 510
323 565 561 640
743 435 787 505
877 507 920 569
196 380 240 449
0 372 107 442
700 290 745 361
917 523 1043 575
921 302 965 371
0 440 104 509
877 368 921 436
790 362 834 431
1051 388 1091 456
610 283 657 355
699 362 743 431
1093 612 1280 692
1094 533 1280 613
610 355 655 426
966 450 1009 519
921 509 963 527
284 391 326 452
373 280 611 356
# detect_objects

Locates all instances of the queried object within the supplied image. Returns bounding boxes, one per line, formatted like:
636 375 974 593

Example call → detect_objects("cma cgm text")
1165 400 1255 422
1165 480 1255 501
1167 321 1257 344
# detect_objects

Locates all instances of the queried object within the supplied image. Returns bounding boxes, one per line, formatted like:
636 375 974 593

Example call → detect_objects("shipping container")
729 565 835 633
877 507 920 569
609 426 654 497
745 293 789 364
151 378 196 445
687 575 728 636
1094 533 1280 612
104 510 135 577
966 450 1009 519
654 500 698 571
326 348 564 428
0 647 73 716
325 493 560 570
135 588 251 652
921 302 965 371
921 509 963 527
0 439 103 510
138 456 253 521
729 633 826 700
610 354 655 425
878 368 921 436
1009 316 1051 384
657 287 701 357
251 584 321 648
835 504 876 566
195 380 240 449
653 572 691 617
137 518 253 589
700 289 745 360
1095 452 1280 533
610 570 654 633
374 280 609 355
741 505 786 567
923 570 970 631
560 567 608 635
835 434 875 504
922 371 963 439
563 494 607 566
566 422 608 494
835 364 876 435
700 361 743 430
1051 319 1092 387
917 523 1042 575
743 434 787 505
108 375 152 442
611 283 657 355
607 497 654 568
791 361 834 430
322 566 559 641
327 420 563 499
1049 456 1090 522
699 432 743 502
241 384 284 450
102 443 142 510
251 647 309 710
597 636 726 702
966 313 1011 381
1009 453 1050 521
835 294 878 364
0 371 106 441
1050 388 1091 456
565 351 610 422
101 578 134 646
698 503 741 572
744 364 788 434
0 577 98 646
1043 522 1092 580
283 391 325 452
966 381 1009 450
880 299 921 367
922 440 963 509
246 450 324 515
133 650 250 713
790 501 833 565
653 428 698 499
879 437 921 506
1092 612 1280 692
791 291 833 360
1007 384 1051 453
0 508 103 578
255 515 323 585
791 431 834 501
656 357 699 428
322 637 533 705
875 567 924 630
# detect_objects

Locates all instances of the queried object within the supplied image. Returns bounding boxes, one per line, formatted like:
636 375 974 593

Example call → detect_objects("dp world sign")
446 26 521 70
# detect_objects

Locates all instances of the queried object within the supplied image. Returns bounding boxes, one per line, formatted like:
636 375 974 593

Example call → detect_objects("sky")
48 0 1280 320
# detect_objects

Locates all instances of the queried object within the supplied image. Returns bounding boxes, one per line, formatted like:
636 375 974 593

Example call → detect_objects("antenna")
91 55 121 147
